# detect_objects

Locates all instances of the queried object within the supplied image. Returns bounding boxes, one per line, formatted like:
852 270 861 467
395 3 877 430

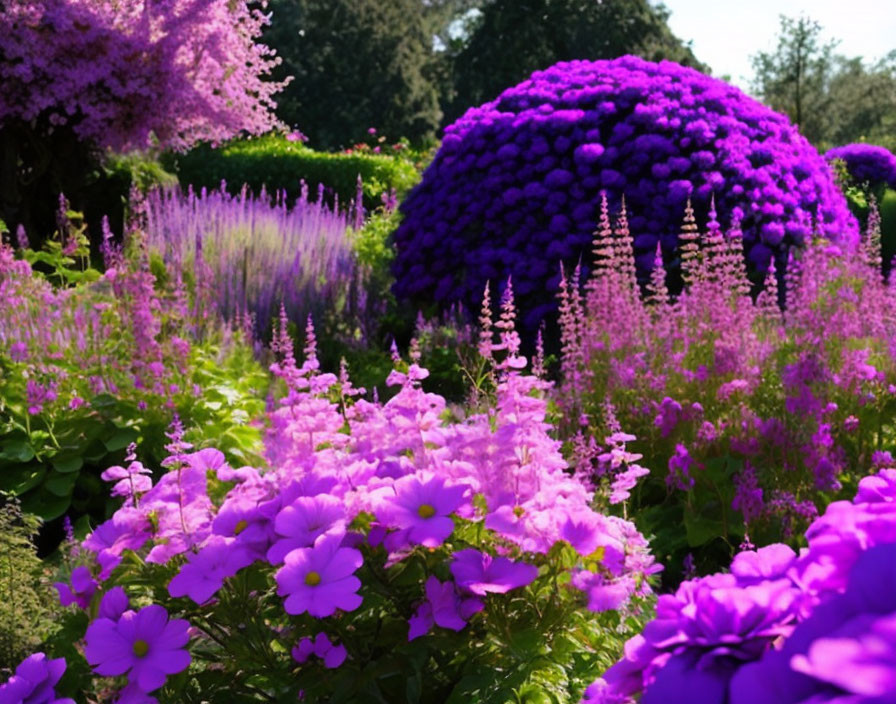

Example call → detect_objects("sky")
663 0 896 93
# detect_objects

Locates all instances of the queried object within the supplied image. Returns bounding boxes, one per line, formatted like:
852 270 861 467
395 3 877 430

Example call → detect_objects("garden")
2 1 896 703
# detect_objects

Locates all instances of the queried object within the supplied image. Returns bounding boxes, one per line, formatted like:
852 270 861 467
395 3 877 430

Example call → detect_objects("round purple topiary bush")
825 143 896 189
392 56 857 329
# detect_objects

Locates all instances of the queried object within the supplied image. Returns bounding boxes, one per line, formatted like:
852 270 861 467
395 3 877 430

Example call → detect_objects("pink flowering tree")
0 0 287 242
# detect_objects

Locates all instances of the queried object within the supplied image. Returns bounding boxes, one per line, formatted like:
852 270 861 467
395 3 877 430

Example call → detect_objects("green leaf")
21 488 71 520
45 471 78 497
51 455 84 474
0 439 35 462
102 428 139 452
2 464 47 494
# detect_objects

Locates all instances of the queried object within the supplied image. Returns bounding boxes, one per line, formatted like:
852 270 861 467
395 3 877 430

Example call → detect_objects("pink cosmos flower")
54 565 97 609
101 461 152 503
450 550 539 595
168 536 256 604
84 605 191 693
275 533 363 617
378 473 467 548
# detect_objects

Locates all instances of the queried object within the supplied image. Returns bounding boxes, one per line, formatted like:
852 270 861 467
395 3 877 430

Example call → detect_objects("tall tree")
751 16 896 150
265 0 444 150
445 0 705 124
750 15 838 145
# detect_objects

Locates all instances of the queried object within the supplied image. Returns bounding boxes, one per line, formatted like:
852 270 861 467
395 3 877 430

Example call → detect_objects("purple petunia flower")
408 576 484 640
168 536 256 604
0 653 75 704
98 586 130 621
378 473 467 548
268 494 346 564
54 565 97 609
291 633 347 669
450 549 538 595
275 532 363 617
84 604 191 693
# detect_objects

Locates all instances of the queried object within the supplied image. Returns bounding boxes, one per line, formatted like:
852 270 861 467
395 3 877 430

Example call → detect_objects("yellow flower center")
513 506 525 518
133 639 149 657
234 519 249 535
304 571 322 586
417 504 436 519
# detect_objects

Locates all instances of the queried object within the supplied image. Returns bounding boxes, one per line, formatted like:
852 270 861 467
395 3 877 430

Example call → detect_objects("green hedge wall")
166 134 420 210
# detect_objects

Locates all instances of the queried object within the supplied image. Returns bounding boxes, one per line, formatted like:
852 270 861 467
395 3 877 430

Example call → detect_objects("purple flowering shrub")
559 196 896 581
29 304 659 703
582 467 896 704
0 211 267 532
825 143 896 191
392 56 857 329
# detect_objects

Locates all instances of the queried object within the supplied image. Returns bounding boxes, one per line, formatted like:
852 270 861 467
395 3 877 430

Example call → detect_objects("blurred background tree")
751 15 896 151
264 0 705 147
443 0 706 124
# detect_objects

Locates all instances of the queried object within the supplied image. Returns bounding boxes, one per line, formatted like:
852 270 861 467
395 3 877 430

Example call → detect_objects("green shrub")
0 496 59 671
165 134 420 211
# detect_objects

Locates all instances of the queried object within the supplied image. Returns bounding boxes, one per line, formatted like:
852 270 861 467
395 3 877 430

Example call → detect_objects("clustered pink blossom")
0 0 287 152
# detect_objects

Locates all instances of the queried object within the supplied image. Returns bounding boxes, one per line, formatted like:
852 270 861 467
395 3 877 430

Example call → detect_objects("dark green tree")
265 0 446 149
826 52 896 151
750 15 837 145
445 0 706 124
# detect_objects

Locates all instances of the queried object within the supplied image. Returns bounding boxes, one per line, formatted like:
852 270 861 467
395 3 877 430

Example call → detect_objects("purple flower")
0 653 74 704
84 605 191 693
268 494 346 564
408 576 484 640
291 633 347 669
53 566 97 609
98 587 130 621
275 532 363 617
378 473 467 548
450 549 538 595
168 536 256 604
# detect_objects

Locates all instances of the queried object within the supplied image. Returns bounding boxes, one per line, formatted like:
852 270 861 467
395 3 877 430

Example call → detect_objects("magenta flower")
275 533 363 617
101 461 152 503
408 576 484 640
268 494 346 564
378 473 467 548
168 536 256 604
0 653 74 704
450 549 539 595
84 605 191 693
54 565 97 609
291 633 347 669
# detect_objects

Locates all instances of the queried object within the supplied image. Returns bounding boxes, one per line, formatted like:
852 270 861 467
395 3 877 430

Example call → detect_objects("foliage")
0 216 267 545
264 0 443 150
445 0 706 124
584 468 896 703
0 496 59 672
32 310 657 703
393 56 857 331
168 134 421 213
0 0 286 246
558 198 896 584
751 15 896 150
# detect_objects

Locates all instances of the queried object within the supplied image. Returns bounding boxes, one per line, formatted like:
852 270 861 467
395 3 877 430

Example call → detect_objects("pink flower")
378 473 467 548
